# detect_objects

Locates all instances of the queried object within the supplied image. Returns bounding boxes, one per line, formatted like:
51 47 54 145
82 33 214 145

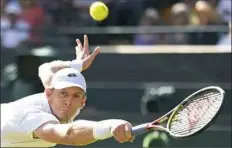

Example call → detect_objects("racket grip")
131 123 149 136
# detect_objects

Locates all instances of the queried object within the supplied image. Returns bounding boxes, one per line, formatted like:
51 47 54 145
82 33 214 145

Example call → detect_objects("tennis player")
1 35 134 147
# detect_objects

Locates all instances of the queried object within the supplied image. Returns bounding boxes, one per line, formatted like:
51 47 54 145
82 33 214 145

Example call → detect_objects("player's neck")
60 120 69 124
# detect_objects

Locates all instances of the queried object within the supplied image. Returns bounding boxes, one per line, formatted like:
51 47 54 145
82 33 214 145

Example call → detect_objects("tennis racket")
132 86 225 139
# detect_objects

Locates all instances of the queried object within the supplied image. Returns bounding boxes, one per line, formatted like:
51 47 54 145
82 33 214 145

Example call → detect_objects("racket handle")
131 123 149 136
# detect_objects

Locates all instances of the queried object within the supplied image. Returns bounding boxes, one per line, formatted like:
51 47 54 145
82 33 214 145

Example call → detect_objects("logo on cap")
67 73 77 77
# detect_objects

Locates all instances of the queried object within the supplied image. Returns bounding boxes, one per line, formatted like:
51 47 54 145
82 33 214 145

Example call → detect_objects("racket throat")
152 125 168 132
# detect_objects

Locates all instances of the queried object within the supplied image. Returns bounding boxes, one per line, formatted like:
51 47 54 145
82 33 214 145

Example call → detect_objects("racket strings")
171 106 217 132
170 93 220 133
177 92 220 122
179 92 221 118
169 90 222 136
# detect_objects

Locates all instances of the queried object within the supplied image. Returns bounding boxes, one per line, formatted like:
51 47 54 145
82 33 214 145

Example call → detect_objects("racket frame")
132 86 225 138
166 86 225 138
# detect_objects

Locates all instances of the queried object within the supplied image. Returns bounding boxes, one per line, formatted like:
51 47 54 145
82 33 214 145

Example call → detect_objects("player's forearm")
37 120 95 146
41 61 70 75
38 60 82 88
66 120 98 146
39 119 127 146
64 119 127 146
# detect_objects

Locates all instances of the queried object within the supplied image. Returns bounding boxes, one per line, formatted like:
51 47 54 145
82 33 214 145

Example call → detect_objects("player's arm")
34 119 132 146
38 35 100 88
38 60 80 88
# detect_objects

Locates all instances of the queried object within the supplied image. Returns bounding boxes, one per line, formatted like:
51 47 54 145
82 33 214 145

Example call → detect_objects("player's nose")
64 98 72 107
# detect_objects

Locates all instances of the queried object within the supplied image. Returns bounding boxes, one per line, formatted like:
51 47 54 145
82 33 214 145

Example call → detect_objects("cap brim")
53 81 86 92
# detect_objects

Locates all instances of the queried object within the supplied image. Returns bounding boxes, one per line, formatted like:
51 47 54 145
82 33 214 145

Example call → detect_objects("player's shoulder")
11 92 46 104
4 92 51 113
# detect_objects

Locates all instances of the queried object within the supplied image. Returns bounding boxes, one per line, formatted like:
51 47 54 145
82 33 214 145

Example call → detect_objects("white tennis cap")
51 68 86 92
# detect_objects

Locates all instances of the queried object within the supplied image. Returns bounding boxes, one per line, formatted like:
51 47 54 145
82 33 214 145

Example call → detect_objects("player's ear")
45 88 53 100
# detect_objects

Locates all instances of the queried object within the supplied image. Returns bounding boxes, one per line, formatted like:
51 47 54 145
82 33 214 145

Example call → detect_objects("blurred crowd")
1 0 231 49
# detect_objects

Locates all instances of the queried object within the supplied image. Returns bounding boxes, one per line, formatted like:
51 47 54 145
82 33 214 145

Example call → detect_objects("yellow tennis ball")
90 1 109 21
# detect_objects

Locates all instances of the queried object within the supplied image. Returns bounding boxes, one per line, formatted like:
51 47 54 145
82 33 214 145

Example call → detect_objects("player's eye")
74 93 86 100
60 90 68 97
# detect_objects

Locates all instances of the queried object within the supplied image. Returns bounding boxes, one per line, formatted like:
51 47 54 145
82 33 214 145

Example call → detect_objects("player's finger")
113 124 130 143
114 134 124 143
88 47 100 61
76 39 83 51
83 35 89 56
75 46 84 60
75 46 81 54
125 123 132 139
129 136 135 143
82 47 100 70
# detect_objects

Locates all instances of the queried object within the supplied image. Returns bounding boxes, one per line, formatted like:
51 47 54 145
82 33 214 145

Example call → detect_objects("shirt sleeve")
17 109 59 135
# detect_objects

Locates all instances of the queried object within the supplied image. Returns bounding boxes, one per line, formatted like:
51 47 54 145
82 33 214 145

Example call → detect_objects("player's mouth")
61 108 69 112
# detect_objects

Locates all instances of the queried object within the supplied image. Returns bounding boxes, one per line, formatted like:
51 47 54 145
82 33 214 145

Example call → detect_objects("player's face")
47 87 87 122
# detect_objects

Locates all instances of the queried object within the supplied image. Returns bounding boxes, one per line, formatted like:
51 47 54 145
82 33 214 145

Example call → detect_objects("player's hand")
111 122 135 143
75 34 100 71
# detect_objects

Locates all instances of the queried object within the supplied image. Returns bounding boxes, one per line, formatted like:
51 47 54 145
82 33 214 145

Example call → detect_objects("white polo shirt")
1 93 59 147
1 68 85 147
